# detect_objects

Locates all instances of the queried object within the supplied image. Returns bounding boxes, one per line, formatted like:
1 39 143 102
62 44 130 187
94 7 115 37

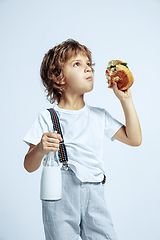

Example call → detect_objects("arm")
112 82 142 146
24 132 62 173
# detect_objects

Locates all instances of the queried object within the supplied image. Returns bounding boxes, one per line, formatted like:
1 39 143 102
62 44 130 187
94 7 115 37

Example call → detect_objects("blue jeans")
42 168 118 240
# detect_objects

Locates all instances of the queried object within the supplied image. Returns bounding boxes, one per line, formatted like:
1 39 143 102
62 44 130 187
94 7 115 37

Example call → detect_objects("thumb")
112 82 121 99
57 134 63 142
112 82 118 92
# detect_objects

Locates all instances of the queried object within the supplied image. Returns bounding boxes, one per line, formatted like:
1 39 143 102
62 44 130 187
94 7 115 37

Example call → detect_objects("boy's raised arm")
112 82 142 146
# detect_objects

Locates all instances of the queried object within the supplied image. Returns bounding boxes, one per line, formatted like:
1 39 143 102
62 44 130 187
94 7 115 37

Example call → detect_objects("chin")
86 84 94 93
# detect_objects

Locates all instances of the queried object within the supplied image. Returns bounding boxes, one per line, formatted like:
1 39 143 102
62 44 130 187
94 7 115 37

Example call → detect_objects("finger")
47 142 60 149
45 133 62 143
112 82 119 94
45 146 60 152
43 132 63 146
49 141 60 151
41 134 60 148
48 132 63 142
126 88 131 94
46 132 58 138
112 82 117 88
40 141 60 154
47 137 60 144
57 134 63 142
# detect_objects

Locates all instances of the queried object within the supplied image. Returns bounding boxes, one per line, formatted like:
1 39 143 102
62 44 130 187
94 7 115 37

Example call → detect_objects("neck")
58 94 85 110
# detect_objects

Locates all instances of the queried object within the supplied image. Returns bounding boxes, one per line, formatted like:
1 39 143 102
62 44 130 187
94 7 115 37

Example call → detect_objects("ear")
54 78 66 85
59 80 66 85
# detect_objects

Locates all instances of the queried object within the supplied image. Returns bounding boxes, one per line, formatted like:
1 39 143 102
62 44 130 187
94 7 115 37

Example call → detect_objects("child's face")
62 54 94 96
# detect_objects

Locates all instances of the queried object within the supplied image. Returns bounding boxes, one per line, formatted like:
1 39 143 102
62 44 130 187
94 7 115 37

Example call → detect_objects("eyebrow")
70 59 81 63
70 59 90 64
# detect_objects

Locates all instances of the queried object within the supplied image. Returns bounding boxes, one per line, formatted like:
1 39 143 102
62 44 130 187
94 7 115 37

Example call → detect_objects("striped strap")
47 108 68 166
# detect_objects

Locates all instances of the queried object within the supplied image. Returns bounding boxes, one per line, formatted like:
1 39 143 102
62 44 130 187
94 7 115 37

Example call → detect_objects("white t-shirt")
23 103 123 182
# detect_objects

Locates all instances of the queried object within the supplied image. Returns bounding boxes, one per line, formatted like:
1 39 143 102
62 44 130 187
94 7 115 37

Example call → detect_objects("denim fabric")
42 168 118 240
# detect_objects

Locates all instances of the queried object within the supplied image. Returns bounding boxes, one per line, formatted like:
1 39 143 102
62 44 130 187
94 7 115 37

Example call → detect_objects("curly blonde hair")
40 39 94 103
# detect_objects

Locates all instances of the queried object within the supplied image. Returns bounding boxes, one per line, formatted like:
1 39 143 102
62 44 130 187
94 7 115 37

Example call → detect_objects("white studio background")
0 0 160 239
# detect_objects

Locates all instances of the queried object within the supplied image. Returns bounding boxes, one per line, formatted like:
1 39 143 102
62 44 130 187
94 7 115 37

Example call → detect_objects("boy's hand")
112 82 132 102
39 132 63 155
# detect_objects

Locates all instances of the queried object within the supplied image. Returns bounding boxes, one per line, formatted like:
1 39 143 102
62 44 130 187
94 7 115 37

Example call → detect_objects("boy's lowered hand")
39 132 63 155
24 132 63 173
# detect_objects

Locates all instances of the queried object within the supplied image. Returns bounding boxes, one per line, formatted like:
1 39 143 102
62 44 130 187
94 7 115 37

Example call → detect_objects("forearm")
120 97 142 146
24 143 45 173
24 132 62 173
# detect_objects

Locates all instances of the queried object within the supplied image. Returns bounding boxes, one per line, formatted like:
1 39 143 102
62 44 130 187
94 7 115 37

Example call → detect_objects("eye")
73 62 80 67
87 62 91 67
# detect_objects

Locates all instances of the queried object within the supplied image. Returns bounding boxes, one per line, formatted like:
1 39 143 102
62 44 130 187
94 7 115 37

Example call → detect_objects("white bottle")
40 150 62 200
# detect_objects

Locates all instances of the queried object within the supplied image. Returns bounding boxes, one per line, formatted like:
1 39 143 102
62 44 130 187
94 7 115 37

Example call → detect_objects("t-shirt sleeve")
23 110 52 146
104 110 124 141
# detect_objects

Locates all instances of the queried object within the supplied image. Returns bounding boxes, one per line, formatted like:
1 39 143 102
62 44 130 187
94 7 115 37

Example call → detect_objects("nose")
84 64 92 73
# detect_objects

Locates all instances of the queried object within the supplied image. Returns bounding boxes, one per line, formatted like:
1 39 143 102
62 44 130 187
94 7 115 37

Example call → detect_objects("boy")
24 39 142 240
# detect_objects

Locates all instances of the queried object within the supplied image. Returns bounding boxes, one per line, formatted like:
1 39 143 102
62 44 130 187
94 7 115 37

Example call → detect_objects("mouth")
86 76 93 81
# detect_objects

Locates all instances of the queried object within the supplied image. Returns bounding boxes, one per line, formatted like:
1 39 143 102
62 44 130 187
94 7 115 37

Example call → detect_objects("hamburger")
105 60 134 91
